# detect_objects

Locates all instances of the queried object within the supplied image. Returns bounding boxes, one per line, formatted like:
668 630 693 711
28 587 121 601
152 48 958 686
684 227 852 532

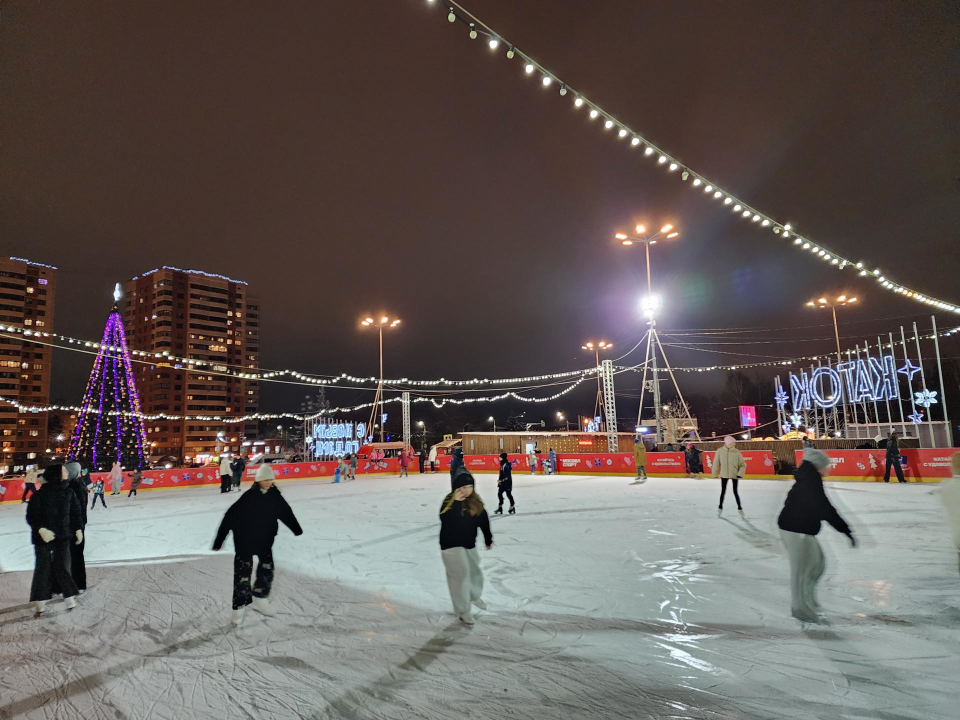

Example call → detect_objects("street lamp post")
806 295 858 436
556 411 572 431
488 416 497 432
361 315 401 443
581 341 613 430
616 224 680 445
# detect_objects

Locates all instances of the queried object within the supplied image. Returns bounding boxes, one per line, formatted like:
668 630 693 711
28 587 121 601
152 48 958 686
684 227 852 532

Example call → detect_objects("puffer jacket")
26 478 82 545
712 445 746 479
633 441 647 466
213 484 303 555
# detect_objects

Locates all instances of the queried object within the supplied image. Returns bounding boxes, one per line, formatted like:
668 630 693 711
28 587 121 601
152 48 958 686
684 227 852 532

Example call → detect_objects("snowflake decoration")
789 413 803 427
782 422 792 433
908 411 924 424
914 388 938 408
774 386 789 409
897 359 921 382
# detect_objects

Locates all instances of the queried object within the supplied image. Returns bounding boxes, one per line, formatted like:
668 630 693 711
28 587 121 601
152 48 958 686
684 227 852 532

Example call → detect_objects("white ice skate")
231 607 246 625
34 600 46 617
251 597 276 617
64 596 77 610
473 598 487 610
738 508 745 518
459 612 475 625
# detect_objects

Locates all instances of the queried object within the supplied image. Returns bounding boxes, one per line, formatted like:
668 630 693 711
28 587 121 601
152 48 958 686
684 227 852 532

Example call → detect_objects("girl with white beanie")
712 436 746 516
777 447 855 623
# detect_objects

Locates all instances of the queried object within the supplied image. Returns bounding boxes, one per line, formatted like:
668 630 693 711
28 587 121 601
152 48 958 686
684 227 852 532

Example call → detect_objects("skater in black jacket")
495 452 515 515
213 464 303 625
449 447 466 487
778 448 855 623
64 462 88 593
26 464 83 616
439 472 493 625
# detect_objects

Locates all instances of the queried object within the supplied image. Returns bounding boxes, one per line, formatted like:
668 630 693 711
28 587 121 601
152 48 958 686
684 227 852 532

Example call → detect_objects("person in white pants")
439 472 493 625
777 448 855 623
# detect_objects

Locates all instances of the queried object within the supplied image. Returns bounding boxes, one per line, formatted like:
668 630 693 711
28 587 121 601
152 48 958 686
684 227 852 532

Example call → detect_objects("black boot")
495 506 503 515
508 506 516 514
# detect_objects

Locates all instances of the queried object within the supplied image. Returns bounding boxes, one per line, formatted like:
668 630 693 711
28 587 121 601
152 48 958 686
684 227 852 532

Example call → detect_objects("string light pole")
581 341 613 429
806 295 858 435
361 315 401 443
616 224 698 445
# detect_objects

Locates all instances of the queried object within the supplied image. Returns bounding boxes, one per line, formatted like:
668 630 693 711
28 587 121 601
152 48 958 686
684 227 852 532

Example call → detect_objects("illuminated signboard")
786 354 900 410
310 421 365 457
739 405 757 428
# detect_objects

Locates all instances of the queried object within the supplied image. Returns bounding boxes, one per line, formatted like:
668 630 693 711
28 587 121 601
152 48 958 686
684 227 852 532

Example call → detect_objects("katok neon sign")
789 355 899 410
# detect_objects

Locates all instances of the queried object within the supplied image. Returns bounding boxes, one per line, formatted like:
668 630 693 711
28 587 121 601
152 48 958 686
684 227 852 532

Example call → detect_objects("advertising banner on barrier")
792 449 956 482
703 450 776 477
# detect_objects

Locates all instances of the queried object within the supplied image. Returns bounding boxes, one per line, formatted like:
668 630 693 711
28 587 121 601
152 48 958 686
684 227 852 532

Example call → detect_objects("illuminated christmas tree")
69 284 149 470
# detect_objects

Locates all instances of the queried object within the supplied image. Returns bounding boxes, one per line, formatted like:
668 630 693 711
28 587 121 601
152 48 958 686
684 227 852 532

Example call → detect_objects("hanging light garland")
424 0 960 315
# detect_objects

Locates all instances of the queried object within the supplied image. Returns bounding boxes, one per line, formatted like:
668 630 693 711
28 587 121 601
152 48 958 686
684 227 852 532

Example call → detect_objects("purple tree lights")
69 299 148 471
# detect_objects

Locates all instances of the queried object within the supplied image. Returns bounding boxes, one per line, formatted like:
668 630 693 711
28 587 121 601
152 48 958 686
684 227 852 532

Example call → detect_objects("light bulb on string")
574 97 583 107
488 36 499 50
506 46 515 58
631 137 640 146
542 75 552 86
468 24 477 39
447 9 456 22
524 63 534 74
559 83 567 96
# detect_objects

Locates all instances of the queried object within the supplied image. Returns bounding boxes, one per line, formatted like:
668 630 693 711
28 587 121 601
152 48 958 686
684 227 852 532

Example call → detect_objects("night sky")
2 1 957 432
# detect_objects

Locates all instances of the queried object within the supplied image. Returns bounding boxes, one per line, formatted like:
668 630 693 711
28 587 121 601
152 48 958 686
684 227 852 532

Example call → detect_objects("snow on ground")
1 473 958 720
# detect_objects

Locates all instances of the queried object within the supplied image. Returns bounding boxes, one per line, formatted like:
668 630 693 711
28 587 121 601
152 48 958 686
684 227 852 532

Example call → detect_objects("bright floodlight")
666 232 679 239
381 316 389 323
615 232 628 240
636 224 646 234
488 416 494 422
837 295 847 302
622 240 633 246
364 317 374 324
660 224 672 233
806 301 815 306
640 294 662 318
848 297 858 303
818 298 827 305
582 342 594 350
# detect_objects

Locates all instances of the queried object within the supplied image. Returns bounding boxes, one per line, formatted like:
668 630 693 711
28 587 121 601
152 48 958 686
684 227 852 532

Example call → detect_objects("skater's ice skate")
231 607 246 625
34 600 46 617
473 598 487 610
64 596 77 610
495 506 503 515
251 597 276 617
717 507 723 516
508 506 515 514
738 508 745 518
459 612 475 625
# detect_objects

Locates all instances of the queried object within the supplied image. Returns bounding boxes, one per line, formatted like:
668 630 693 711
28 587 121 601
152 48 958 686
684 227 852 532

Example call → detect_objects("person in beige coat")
632 436 648 484
713 436 746 516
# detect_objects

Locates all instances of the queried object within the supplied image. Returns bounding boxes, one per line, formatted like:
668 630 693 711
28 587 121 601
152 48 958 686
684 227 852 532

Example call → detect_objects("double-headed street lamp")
806 295 857 356
361 314 401 442
582 341 613 430
615 223 679 444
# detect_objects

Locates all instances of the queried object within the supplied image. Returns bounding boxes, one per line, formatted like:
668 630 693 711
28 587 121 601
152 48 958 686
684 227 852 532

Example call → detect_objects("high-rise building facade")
0 257 56 471
124 267 259 462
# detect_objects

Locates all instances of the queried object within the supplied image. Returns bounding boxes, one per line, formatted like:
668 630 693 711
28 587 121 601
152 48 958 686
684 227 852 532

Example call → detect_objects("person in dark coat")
883 431 906 483
496 452 515 515
212 463 303 625
439 472 493 625
685 442 703 477
448 446 466 488
777 448 855 623
128 468 143 497
231 455 247 489
26 464 83 615
418 448 426 474
65 462 88 593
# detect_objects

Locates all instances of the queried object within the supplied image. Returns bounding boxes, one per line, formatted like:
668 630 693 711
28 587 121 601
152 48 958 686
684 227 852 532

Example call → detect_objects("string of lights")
423 0 960 316
0 322 599 389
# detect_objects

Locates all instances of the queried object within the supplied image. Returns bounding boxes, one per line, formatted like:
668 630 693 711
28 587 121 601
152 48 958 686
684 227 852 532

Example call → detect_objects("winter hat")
452 471 475 491
254 464 275 483
500 452 508 461
42 464 64 484
723 436 735 447
803 447 831 472
64 462 82 481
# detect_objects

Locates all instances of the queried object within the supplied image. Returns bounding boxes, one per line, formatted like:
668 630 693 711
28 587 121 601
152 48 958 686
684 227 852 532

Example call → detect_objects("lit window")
24 319 32 326
26 287 34 294
38 278 48 285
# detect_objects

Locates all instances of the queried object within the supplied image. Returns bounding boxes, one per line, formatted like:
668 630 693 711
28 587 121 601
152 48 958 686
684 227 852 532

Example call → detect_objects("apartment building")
124 267 260 462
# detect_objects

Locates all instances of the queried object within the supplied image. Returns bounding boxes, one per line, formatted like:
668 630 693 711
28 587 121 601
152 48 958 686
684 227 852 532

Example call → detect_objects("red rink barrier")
792 448 958 482
702 450 776 477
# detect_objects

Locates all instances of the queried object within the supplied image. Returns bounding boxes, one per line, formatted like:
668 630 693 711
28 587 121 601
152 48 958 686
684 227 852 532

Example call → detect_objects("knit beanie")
255 464 275 483
64 462 82 481
723 436 735 447
42 464 64 484
500 452 508 461
452 471 475 491
803 447 831 472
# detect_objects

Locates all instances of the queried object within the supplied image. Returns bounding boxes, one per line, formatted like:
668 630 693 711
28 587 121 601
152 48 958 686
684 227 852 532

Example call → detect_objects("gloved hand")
75 529 84 545
846 532 857 548
38 527 55 543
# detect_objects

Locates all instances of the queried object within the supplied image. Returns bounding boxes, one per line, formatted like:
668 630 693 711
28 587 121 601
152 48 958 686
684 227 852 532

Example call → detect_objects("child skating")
90 477 107 509
439 472 493 625
496 452 515 514
212 464 303 625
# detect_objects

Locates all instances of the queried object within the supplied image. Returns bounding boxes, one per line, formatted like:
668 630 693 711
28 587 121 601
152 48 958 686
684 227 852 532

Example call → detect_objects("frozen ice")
1 474 958 719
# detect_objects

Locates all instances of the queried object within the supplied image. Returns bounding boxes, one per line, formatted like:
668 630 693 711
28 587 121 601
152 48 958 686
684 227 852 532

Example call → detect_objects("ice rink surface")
1 473 958 720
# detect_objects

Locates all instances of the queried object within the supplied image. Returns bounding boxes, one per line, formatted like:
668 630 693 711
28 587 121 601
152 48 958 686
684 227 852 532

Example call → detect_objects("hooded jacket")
886 435 901 460
26 473 83 545
633 440 647 466
777 461 851 536
498 454 513 484
213 484 303 555
65 463 88 528
712 445 746 479
439 495 493 550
